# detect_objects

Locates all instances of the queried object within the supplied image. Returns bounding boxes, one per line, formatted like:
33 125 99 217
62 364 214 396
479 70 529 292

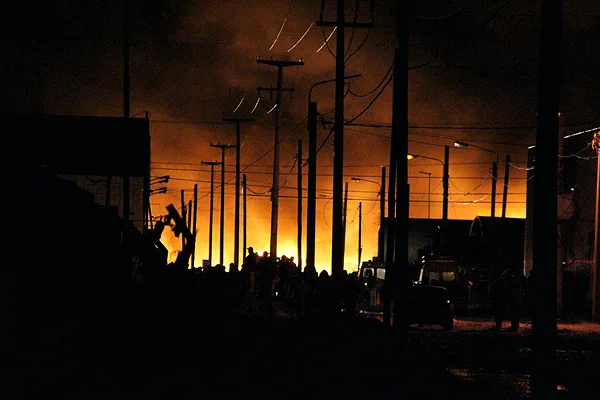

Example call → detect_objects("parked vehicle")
357 262 455 330
406 284 454 331
416 255 469 313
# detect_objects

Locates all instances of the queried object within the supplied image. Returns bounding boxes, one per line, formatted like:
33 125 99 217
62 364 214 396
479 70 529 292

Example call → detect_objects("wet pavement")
403 315 600 399
33 297 598 400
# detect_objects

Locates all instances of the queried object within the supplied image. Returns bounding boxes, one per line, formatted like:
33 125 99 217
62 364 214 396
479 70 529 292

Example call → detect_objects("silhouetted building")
381 217 472 265
5 113 151 233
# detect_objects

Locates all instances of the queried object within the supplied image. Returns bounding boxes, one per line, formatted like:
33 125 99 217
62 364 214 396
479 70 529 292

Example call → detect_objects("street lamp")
351 175 385 263
419 171 432 219
407 154 447 220
453 141 499 217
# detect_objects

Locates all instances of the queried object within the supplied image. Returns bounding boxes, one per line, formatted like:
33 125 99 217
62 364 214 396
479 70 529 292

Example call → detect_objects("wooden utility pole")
210 143 235 266
202 161 220 267
122 0 131 227
187 199 192 266
502 154 511 218
491 159 498 218
379 166 386 262
256 59 304 259
532 1 562 399
307 101 317 270
593 131 600 321
191 184 198 268
181 190 186 250
297 139 303 269
317 0 373 278
443 145 449 222
222 117 255 268
243 174 247 258
343 181 349 268
386 0 410 331
358 202 362 271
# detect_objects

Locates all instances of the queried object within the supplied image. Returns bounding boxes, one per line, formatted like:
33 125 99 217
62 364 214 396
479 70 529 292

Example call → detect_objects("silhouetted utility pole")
306 74 360 270
385 0 410 331
443 145 449 222
532 1 562 399
419 171 432 219
187 199 192 265
491 158 498 218
379 166 386 262
243 174 247 258
593 131 600 321
210 143 235 266
502 155 511 218
181 190 186 250
256 58 304 259
222 117 255 268
317 0 374 278
307 101 317 270
297 139 303 269
122 0 131 227
191 184 198 268
358 202 362 270
202 161 220 267
343 181 349 267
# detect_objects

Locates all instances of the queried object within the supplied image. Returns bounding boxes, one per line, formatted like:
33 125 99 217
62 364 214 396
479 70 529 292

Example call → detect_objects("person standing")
491 272 507 331
242 247 258 299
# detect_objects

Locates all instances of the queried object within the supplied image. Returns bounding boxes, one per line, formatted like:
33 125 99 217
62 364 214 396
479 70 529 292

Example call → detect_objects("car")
406 284 454 331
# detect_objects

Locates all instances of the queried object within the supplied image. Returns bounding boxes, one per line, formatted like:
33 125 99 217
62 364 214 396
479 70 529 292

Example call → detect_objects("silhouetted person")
303 265 318 319
365 269 377 306
491 272 507 330
242 247 258 299
316 271 336 321
257 254 277 316
505 268 525 332
342 271 359 317
276 255 290 299
289 263 302 314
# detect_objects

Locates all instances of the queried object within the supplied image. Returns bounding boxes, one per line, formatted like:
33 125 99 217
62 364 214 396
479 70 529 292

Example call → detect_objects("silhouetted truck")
417 256 469 312
357 259 386 315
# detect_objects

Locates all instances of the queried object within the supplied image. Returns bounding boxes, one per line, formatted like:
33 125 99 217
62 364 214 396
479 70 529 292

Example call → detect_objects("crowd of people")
133 245 370 323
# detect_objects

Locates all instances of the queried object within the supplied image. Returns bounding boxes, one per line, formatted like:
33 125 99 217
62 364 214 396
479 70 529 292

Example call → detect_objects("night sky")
3 0 599 272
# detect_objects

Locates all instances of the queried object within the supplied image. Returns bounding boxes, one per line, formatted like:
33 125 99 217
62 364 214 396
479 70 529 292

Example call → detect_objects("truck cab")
357 259 386 316
417 256 469 312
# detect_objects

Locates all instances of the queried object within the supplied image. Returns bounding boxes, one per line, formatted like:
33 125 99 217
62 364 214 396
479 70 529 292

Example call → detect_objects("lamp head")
454 141 468 148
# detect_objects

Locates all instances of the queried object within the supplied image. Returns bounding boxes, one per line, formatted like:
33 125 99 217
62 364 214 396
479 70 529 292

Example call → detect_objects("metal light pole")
351 176 383 262
202 160 221 267
454 141 499 217
419 171 432 219
210 142 235 266
407 154 445 220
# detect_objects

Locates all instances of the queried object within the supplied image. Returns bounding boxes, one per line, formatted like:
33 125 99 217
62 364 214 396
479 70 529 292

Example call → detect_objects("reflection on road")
447 368 570 398
447 368 532 398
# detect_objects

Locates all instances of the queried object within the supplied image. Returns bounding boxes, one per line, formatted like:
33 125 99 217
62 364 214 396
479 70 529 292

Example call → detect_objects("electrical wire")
287 22 314 52
232 95 245 113
408 0 515 71
348 62 394 98
415 0 475 20
269 19 287 51
317 26 337 55
345 75 394 124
